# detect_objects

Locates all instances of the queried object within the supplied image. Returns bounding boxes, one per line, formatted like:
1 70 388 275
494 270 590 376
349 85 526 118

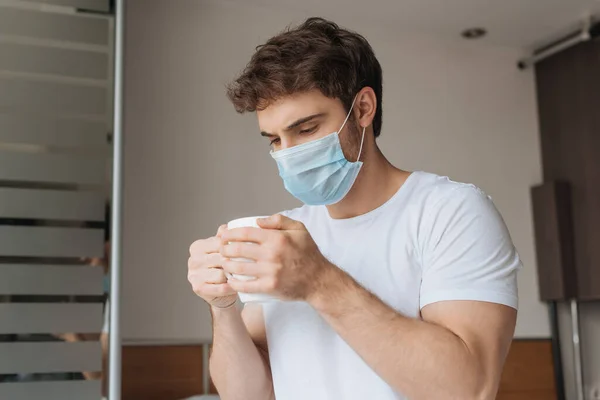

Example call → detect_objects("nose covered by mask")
270 96 365 206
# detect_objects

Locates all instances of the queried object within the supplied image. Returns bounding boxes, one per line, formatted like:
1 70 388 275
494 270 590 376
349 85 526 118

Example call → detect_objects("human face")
257 90 362 161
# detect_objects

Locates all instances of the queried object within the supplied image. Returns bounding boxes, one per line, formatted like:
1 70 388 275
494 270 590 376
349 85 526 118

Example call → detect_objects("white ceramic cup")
226 216 278 303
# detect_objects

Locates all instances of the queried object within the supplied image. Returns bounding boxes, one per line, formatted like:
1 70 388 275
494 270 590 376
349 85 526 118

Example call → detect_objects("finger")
216 224 227 238
227 278 270 294
204 252 224 268
221 259 264 277
200 283 237 297
257 214 304 231
189 236 221 256
205 268 228 284
187 253 223 270
219 242 262 261
221 227 268 244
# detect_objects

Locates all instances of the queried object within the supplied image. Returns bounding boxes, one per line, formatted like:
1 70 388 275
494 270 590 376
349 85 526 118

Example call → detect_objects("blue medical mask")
271 96 365 206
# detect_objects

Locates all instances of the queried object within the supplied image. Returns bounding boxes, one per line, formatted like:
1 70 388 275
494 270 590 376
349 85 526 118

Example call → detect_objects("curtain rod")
518 17 599 69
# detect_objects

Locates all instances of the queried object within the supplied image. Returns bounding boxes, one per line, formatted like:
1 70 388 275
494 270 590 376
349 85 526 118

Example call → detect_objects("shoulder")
412 171 490 205
413 174 520 310
408 172 510 253
409 171 495 219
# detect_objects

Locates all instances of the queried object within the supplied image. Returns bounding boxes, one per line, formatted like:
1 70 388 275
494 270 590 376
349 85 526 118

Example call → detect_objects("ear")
353 87 377 130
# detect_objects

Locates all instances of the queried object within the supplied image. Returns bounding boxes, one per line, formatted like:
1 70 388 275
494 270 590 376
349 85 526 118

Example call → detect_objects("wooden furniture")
497 340 557 400
122 339 556 400
122 345 211 400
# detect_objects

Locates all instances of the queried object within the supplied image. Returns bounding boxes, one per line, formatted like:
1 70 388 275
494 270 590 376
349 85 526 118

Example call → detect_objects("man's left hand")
220 214 331 301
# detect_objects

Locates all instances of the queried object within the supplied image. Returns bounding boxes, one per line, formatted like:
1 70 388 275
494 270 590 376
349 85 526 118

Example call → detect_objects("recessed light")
461 27 487 39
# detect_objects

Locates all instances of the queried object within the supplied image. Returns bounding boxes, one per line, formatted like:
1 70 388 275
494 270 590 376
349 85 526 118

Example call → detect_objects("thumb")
257 214 303 231
216 224 227 238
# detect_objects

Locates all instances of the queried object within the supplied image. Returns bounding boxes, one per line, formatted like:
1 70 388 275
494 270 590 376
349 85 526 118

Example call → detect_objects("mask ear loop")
337 94 359 135
356 126 366 162
338 94 365 163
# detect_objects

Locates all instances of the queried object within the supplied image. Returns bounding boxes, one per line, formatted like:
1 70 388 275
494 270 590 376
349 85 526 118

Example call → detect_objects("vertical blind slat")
0 78 106 116
0 42 109 80
0 113 106 148
0 151 106 185
0 188 106 221
0 226 104 258
18 0 110 13
0 265 103 295
0 8 109 45
0 380 101 400
0 342 102 374
0 303 104 334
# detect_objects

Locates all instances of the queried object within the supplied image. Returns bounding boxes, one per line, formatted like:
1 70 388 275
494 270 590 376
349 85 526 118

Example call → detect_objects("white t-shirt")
263 171 520 400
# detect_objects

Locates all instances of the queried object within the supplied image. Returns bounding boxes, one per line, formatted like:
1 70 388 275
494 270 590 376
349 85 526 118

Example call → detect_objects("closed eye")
299 126 317 135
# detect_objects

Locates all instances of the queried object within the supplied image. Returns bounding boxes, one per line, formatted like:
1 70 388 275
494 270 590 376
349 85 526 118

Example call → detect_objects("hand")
188 225 238 309
220 214 332 301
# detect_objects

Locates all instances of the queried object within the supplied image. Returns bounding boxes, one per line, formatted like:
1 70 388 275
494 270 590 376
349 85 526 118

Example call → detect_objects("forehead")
256 90 343 133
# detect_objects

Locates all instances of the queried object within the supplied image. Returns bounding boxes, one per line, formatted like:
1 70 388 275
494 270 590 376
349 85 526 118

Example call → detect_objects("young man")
188 18 520 400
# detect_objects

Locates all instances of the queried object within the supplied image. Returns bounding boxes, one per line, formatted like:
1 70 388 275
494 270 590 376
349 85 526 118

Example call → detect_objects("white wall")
122 0 548 343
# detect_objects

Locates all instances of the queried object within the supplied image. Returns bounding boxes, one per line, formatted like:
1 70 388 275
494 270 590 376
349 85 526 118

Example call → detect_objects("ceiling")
233 0 600 49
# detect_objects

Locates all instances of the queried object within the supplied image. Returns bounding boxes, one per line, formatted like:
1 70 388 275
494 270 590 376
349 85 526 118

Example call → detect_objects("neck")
326 141 410 219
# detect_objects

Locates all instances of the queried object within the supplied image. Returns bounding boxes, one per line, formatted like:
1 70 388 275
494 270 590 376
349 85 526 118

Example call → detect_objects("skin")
187 88 517 400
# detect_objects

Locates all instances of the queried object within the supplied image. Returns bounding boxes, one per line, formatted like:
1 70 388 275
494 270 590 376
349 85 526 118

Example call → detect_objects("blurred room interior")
0 0 599 399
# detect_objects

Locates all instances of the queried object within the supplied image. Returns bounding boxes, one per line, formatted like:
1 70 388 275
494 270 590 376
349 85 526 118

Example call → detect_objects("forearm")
309 267 488 400
210 306 274 400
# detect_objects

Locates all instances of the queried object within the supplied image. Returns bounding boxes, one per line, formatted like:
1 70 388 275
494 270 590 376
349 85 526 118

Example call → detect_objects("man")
188 17 519 400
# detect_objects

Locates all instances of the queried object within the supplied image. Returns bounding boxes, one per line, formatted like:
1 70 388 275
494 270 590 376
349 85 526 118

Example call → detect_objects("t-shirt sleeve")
419 186 520 310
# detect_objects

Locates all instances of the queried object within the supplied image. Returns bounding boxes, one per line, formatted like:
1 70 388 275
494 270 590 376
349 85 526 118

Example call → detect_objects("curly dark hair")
226 17 384 137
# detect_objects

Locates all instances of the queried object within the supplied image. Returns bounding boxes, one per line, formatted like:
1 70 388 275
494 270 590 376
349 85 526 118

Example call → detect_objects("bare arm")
309 267 516 400
210 303 274 400
220 193 519 399
188 226 274 400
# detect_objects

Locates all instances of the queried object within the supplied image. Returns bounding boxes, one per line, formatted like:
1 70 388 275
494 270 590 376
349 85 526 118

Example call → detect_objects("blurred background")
0 0 599 399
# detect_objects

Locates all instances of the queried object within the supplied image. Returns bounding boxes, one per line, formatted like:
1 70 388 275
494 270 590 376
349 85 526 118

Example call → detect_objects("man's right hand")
188 225 238 309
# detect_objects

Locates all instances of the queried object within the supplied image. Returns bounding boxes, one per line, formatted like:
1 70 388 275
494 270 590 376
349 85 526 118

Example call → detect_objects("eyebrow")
260 113 326 137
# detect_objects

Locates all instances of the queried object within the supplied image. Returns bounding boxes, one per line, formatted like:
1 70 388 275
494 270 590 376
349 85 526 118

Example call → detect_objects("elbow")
469 391 496 400
465 392 494 400
443 373 497 400
449 388 493 400
458 358 498 400
453 389 495 400
405 379 496 400
466 376 498 400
